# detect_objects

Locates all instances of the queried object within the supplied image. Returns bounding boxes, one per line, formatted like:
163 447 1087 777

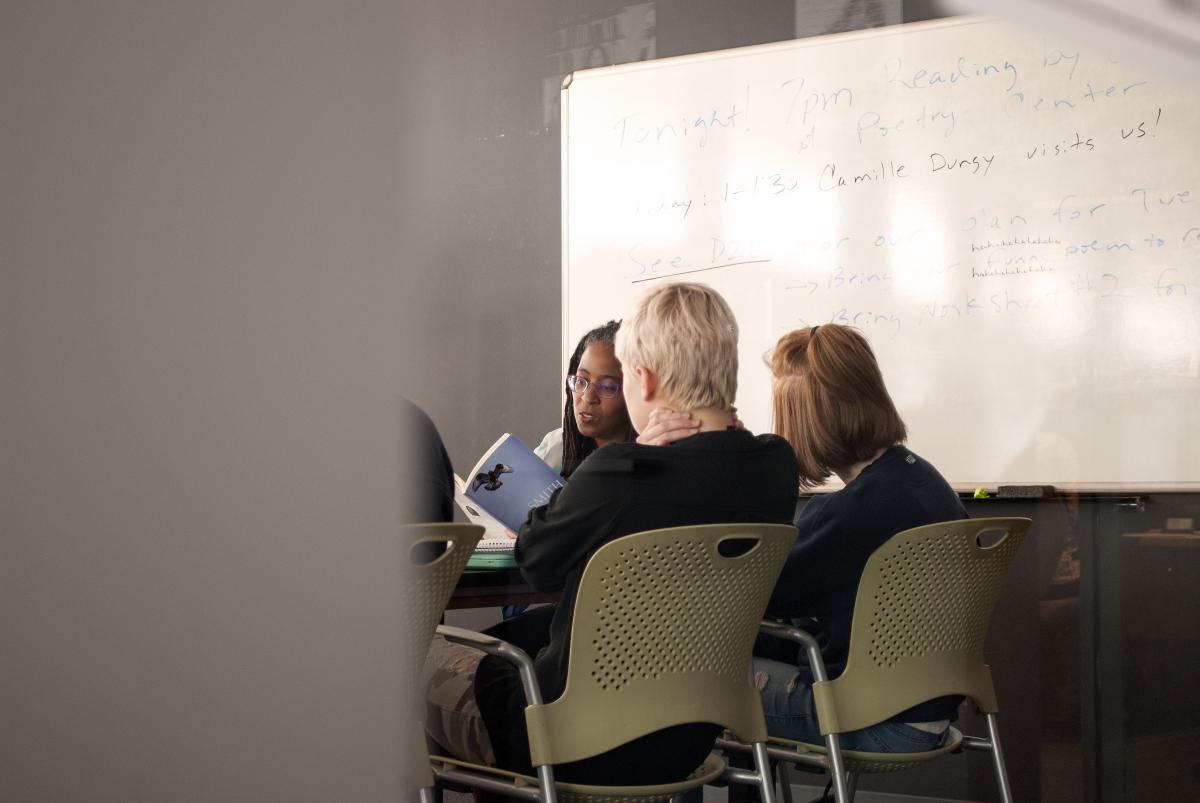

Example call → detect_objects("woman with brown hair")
755 323 967 751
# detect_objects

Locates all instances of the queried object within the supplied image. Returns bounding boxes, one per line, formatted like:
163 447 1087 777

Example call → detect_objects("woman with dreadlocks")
532 320 635 478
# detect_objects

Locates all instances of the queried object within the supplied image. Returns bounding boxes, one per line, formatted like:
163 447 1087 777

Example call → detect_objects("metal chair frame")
718 516 1030 803
429 523 800 803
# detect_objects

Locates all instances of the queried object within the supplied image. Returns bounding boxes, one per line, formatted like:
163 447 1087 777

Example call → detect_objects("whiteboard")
561 17 1200 491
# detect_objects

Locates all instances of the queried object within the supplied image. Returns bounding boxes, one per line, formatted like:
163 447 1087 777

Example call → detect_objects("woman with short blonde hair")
424 281 799 786
616 281 738 412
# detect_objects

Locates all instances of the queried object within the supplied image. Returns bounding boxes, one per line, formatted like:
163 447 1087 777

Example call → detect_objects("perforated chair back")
399 523 483 788
523 523 797 767
811 517 1030 735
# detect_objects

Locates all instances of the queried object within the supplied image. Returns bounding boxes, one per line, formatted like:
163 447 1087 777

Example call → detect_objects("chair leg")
418 787 436 803
751 742 777 803
777 761 795 803
985 714 1014 803
821 733 849 803
845 772 858 802
534 763 557 803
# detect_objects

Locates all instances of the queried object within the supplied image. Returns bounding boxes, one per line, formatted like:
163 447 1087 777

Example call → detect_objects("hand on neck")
656 402 735 434
629 365 736 440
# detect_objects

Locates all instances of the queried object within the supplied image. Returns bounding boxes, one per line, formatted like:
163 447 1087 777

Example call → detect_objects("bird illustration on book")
472 463 513 492
459 434 563 532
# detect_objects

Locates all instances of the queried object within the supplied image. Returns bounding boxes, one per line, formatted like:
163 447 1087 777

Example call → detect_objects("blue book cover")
463 433 566 533
453 473 517 553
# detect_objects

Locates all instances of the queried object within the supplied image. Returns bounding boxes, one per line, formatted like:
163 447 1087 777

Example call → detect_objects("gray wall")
4 2 412 800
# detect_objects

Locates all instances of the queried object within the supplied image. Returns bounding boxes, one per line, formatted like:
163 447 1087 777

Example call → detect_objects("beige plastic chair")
718 516 1031 803
431 522 799 803
399 522 483 803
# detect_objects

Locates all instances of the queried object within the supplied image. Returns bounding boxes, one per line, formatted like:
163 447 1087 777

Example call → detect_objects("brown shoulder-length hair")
770 324 907 489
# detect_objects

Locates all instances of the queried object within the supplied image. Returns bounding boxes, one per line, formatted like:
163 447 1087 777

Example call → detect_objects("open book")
454 433 566 551
454 474 518 553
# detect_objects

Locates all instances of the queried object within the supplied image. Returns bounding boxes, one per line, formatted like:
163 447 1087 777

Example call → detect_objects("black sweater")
515 428 799 702
764 445 967 723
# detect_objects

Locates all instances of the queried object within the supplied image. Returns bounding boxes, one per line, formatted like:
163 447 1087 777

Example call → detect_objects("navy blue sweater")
763 445 967 723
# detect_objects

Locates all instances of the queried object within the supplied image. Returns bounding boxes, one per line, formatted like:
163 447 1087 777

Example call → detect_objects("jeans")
753 658 948 752
501 603 528 619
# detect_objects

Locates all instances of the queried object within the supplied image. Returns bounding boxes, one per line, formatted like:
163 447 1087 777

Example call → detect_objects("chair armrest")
758 620 832 683
433 624 558 803
756 620 848 797
435 624 545 706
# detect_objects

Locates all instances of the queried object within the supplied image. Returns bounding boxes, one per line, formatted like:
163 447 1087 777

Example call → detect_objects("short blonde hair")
615 282 738 410
770 325 906 488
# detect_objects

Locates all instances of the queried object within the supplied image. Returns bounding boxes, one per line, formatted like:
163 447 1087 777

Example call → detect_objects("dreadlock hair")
560 320 634 478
